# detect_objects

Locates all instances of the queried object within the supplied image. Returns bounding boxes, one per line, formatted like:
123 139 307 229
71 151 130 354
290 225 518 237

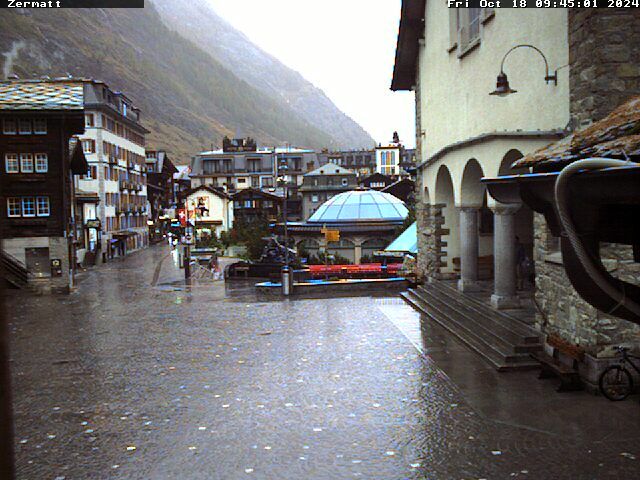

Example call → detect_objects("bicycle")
598 346 640 401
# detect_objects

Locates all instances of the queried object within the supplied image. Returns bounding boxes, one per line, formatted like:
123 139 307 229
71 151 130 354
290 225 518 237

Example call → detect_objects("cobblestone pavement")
7 245 640 479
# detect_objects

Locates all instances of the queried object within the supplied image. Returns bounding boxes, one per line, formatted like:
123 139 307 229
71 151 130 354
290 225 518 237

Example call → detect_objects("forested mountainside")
0 4 372 161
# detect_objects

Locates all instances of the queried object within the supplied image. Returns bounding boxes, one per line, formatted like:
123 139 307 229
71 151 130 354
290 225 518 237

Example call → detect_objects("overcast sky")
207 0 415 148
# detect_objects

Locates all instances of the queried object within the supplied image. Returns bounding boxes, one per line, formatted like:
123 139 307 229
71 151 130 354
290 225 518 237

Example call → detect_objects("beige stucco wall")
187 189 233 233
418 6 570 163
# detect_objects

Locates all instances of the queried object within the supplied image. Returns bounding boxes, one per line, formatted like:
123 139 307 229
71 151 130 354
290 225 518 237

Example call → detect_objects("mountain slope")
151 0 375 150
0 6 367 161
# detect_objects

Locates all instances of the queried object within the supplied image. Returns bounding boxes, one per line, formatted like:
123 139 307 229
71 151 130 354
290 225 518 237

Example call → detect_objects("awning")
378 222 417 257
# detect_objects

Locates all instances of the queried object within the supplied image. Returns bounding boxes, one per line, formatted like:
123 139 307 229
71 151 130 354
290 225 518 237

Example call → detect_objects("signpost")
320 226 340 280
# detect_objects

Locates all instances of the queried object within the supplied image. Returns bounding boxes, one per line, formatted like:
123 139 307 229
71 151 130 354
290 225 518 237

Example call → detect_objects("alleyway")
7 245 640 480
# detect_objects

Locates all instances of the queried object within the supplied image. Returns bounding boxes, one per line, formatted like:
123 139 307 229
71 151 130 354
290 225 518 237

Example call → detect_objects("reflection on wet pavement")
7 245 640 479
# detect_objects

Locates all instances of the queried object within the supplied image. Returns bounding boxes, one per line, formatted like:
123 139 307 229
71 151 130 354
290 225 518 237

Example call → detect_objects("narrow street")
8 245 640 480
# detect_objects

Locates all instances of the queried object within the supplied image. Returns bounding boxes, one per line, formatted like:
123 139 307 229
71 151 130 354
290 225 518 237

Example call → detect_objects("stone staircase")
401 281 542 371
1 250 29 289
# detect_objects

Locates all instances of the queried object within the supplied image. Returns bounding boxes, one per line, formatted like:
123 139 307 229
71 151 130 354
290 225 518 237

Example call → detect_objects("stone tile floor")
6 245 640 479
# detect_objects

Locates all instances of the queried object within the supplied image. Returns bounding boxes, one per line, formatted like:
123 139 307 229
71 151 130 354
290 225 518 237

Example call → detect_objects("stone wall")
533 212 640 380
415 203 446 281
569 9 640 127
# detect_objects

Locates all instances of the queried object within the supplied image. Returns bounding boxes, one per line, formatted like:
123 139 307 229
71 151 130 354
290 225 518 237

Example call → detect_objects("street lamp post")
277 150 292 295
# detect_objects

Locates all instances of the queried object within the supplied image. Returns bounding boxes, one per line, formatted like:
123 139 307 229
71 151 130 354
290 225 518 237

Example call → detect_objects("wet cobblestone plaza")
7 246 640 479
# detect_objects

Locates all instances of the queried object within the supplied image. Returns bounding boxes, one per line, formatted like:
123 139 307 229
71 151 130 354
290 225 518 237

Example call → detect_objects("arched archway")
327 238 355 264
361 238 388 261
490 149 536 309
460 158 485 207
434 165 459 276
498 149 528 176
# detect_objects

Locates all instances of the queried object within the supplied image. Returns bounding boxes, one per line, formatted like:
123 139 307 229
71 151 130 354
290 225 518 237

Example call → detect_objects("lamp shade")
490 72 517 96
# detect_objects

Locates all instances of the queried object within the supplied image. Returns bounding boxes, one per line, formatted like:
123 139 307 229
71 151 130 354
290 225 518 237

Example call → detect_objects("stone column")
354 240 363 265
491 204 521 309
457 207 481 292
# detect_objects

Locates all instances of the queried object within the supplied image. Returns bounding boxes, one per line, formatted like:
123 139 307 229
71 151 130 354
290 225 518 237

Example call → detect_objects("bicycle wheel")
599 366 633 401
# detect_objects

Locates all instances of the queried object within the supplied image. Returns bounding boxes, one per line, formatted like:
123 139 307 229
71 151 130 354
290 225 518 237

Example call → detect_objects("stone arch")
327 238 356 264
497 148 535 284
460 158 486 207
361 238 388 261
434 165 459 275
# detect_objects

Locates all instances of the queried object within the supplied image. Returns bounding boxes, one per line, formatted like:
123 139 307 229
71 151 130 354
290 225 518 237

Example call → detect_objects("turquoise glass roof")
384 222 417 254
308 190 408 223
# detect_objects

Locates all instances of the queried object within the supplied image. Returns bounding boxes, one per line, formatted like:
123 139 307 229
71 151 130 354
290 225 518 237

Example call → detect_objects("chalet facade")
0 80 88 293
185 185 234 239
231 188 283 225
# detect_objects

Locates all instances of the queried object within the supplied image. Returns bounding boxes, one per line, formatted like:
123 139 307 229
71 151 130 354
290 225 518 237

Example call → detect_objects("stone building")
393 2 640 384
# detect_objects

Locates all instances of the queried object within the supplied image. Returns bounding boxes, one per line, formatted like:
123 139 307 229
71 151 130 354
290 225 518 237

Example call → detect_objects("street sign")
321 228 340 243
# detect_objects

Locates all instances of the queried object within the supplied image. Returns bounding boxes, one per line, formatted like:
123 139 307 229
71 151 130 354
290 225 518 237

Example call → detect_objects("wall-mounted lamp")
490 44 562 97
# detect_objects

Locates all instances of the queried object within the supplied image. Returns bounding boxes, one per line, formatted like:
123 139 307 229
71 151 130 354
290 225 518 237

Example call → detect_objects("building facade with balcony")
145 150 178 242
317 149 376 177
77 79 149 259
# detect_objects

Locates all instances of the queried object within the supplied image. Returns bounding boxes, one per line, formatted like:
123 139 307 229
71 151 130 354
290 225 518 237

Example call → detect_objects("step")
420 282 540 343
401 291 540 372
417 286 540 355
407 289 533 364
417 285 540 351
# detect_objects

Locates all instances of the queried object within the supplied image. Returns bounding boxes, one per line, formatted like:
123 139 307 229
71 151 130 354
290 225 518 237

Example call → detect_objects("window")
263 200 273 208
311 194 319 203
36 196 50 216
85 114 95 127
35 153 48 173
82 139 96 154
453 8 482 54
33 118 47 134
237 178 246 184
5 154 18 173
22 197 36 217
251 176 260 187
3 119 16 135
20 154 34 173
7 198 21 217
18 119 32 135
243 200 253 208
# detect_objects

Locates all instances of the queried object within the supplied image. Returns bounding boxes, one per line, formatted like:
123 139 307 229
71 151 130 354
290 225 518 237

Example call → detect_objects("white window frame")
18 119 32 135
36 196 50 217
5 153 19 173
311 194 318 203
33 118 47 134
3 119 16 135
7 198 21 217
20 153 34 173
22 197 36 217
35 153 48 173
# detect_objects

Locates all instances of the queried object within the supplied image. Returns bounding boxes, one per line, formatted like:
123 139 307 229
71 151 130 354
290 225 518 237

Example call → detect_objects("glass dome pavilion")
308 190 408 224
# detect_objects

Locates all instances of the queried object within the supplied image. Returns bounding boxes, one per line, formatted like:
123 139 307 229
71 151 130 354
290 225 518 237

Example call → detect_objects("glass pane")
337 204 359 220
359 203 382 219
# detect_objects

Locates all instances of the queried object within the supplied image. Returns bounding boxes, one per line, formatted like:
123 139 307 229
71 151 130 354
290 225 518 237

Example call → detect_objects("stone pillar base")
491 294 521 310
457 279 481 292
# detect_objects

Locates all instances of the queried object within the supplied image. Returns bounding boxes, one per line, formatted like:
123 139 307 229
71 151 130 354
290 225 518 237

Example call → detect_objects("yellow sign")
322 229 340 243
